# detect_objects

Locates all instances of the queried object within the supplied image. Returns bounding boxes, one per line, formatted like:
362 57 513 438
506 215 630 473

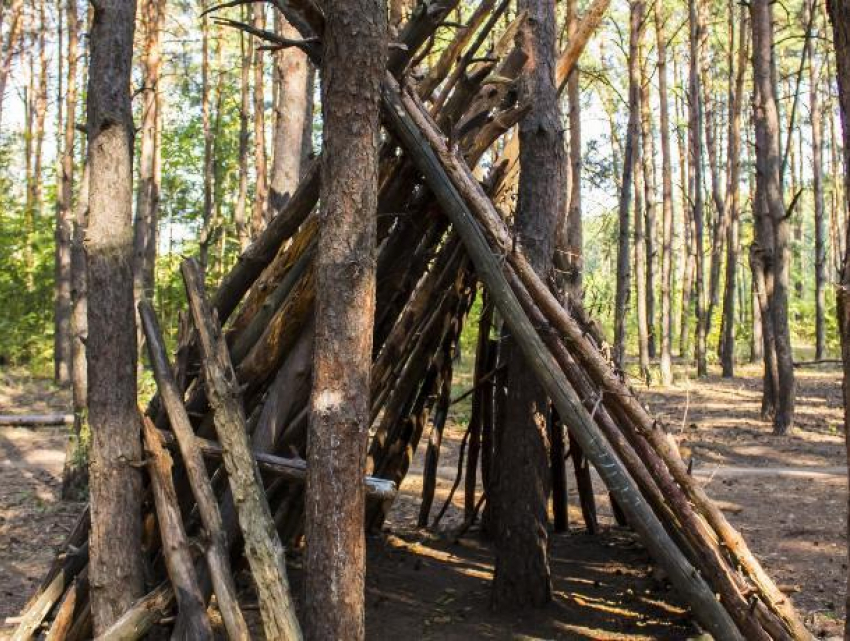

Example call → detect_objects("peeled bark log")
182 258 302 641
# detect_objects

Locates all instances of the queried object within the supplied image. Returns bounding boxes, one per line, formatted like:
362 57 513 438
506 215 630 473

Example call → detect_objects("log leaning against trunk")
181 258 303 641
138 300 250 641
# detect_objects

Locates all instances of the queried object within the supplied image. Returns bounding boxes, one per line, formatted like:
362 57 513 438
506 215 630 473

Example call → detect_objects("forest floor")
0 361 845 639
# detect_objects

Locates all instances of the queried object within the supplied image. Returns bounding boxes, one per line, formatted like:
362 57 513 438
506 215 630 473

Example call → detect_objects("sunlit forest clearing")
1 0 850 639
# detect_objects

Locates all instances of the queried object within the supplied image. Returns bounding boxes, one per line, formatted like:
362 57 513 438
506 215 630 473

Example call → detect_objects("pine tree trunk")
199 1 214 269
721 3 749 378
810 2 827 360
304 0 386 637
655 2 675 385
751 0 796 434
614 0 644 370
251 3 268 237
85 0 144 631
563 0 583 300
54 0 78 386
492 0 564 609
133 0 163 303
0 0 22 132
270 15 311 213
640 48 657 361
689 0 708 377
634 36 650 384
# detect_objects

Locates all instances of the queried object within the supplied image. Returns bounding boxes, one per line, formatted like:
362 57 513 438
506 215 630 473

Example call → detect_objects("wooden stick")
181 257 303 641
138 300 250 641
45 570 83 641
140 414 213 640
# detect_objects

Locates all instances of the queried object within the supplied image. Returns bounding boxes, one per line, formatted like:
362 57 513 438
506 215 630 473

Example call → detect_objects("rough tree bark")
54 0 79 385
655 1 675 385
720 2 749 378
492 0 564 609
613 0 644 370
689 0 708 377
251 3 268 236
751 0 796 433
304 1 386 639
85 0 144 631
809 1 827 360
269 14 311 213
235 16 251 248
133 0 164 305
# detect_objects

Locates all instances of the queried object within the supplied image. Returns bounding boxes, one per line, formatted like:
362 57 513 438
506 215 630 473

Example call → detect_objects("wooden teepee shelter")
14 1 810 639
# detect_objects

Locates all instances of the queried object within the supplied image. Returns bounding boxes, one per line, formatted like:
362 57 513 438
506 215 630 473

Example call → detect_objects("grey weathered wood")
138 300 250 641
379 73 743 641
140 414 212 640
181 257 302 641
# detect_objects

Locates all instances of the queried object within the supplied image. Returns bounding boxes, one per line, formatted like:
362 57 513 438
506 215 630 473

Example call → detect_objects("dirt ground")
0 362 846 639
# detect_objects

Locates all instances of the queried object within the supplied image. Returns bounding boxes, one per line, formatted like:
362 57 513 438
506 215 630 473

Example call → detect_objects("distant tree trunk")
85 0 144 632
825 1 850 635
54 0 78 386
24 1 49 288
751 0 796 434
674 50 694 357
640 47 657 361
304 0 385 638
563 0 583 300
634 59 650 384
133 0 164 303
614 0 644 370
492 0 564 609
251 4 268 237
655 2 675 385
689 0 708 377
0 0 23 132
810 2 827 360
62 161 89 500
235 19 250 249
269 14 311 213
199 1 214 269
720 2 749 378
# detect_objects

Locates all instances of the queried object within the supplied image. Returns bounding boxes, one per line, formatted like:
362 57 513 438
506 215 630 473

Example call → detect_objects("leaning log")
181 258 303 641
140 414 213 640
139 299 250 641
92 582 172 641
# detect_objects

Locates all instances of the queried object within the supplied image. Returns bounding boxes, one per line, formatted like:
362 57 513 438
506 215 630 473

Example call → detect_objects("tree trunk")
640 43 657 361
563 0 583 300
85 0 144 631
269 15 311 213
54 0 79 386
634 37 650 385
133 0 163 306
251 3 269 237
810 3 827 360
63 161 89 499
491 0 564 610
614 0 644 370
304 0 385 637
655 2 675 385
199 1 214 269
721 3 749 378
689 0 708 377
751 0 796 434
